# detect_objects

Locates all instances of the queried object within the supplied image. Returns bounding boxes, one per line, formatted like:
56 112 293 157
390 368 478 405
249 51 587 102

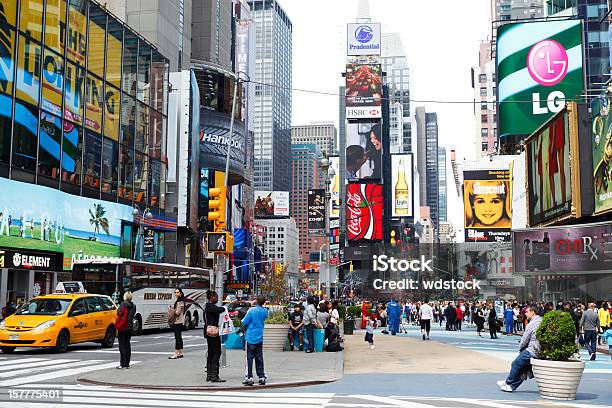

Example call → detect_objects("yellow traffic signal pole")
214 74 239 305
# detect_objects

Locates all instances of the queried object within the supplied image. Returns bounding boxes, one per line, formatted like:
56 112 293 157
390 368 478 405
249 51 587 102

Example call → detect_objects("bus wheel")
192 312 199 329
184 312 192 331
133 316 143 336
0 346 16 354
54 330 70 353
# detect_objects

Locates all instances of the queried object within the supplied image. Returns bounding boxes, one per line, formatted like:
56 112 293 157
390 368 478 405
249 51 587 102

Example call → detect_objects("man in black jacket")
117 291 136 369
445 303 457 331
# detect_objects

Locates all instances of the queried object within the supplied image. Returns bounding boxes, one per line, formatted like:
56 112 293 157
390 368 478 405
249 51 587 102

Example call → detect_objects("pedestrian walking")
498 305 541 392
419 299 434 340
204 290 226 382
365 315 375 349
475 303 485 337
601 327 612 359
168 288 185 359
303 296 318 353
597 302 610 346
116 291 136 369
580 303 600 360
242 295 269 386
488 305 498 339
386 298 401 335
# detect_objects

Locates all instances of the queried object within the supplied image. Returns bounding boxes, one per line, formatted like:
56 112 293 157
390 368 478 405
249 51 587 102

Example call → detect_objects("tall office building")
290 144 325 264
249 0 293 191
415 107 439 231
291 123 337 156
471 41 497 158
495 0 546 21
104 0 192 71
191 0 233 70
381 32 412 153
438 147 447 223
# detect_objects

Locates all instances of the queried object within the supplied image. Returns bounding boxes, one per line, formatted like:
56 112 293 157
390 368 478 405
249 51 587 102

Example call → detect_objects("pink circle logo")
527 40 569 87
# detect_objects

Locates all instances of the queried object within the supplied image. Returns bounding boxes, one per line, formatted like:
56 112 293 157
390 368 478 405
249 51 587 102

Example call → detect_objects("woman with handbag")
168 288 185 359
204 290 226 382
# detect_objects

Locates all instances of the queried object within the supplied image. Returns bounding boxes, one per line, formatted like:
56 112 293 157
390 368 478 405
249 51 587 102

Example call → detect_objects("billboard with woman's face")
463 169 512 242
345 122 382 181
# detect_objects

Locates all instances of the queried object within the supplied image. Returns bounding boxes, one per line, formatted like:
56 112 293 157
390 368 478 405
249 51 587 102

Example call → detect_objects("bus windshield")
16 299 72 316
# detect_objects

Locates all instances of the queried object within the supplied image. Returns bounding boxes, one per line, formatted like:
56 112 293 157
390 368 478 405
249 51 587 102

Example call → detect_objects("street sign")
206 232 234 254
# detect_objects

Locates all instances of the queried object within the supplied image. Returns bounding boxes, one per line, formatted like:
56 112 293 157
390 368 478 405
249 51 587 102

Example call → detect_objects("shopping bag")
218 306 234 336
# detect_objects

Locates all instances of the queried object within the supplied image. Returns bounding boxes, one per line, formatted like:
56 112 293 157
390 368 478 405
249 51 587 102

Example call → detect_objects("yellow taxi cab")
0 293 118 354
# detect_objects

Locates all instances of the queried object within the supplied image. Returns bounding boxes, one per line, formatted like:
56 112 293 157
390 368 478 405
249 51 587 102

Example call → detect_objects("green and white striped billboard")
497 20 584 139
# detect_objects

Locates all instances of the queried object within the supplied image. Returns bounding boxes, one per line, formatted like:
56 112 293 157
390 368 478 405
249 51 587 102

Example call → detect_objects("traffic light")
207 232 234 254
276 263 283 275
349 262 353 273
208 185 227 231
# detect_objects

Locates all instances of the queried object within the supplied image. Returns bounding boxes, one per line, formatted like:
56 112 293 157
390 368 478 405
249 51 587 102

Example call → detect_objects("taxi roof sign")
55 281 87 294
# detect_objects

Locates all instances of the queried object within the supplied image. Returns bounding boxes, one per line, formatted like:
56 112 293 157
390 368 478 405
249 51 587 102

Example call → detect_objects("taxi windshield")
15 299 72 316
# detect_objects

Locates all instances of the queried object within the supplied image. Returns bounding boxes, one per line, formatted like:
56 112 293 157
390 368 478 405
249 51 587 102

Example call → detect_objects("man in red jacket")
456 305 463 331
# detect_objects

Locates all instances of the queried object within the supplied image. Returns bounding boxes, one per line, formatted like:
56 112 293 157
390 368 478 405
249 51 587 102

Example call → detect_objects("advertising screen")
345 123 382 181
496 20 584 138
346 183 383 241
254 191 289 218
0 178 133 270
308 189 325 236
591 96 612 215
346 23 381 56
526 110 572 226
463 169 512 242
345 64 382 119
391 154 413 217
513 222 612 273
330 156 340 219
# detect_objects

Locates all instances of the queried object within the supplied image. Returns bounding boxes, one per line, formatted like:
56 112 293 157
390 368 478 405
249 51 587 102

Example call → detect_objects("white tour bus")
72 259 211 335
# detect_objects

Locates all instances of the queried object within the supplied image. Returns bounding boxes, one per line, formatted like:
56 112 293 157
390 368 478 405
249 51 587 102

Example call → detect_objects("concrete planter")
263 324 289 351
530 358 585 400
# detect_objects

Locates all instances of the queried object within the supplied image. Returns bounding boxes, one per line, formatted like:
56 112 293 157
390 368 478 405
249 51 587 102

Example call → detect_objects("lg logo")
527 39 569 115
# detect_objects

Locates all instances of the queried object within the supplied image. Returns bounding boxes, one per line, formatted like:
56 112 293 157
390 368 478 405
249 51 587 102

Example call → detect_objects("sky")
279 0 492 236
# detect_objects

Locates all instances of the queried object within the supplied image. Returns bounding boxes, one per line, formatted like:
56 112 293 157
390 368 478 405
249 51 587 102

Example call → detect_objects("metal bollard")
221 343 227 368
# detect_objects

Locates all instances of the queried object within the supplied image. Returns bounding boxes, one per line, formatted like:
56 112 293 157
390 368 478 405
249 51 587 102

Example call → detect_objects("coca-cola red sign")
346 184 383 241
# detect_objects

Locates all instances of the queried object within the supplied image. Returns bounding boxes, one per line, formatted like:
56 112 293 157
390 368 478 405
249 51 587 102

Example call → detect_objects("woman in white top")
328 301 340 325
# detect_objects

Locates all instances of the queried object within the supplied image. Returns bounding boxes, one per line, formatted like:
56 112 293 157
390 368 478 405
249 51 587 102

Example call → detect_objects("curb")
77 351 345 391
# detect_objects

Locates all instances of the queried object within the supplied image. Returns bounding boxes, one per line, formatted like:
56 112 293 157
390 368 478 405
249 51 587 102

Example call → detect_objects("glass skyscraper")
249 0 292 192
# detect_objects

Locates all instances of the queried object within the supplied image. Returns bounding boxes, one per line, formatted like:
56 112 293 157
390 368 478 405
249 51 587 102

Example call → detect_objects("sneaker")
500 383 513 392
258 377 266 385
427 336 430 340
422 334 426 340
590 353 596 361
210 377 226 383
299 344 303 351
242 378 254 386
497 380 506 388
370 344 375 350
115 366 124 370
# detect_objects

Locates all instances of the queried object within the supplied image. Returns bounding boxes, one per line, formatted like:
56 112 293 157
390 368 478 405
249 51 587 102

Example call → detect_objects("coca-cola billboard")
346 184 383 241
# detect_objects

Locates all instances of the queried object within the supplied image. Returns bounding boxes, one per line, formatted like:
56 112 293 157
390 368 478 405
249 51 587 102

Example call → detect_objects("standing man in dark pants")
204 290 226 382
580 303 600 360
242 295 269 386
488 304 498 339
117 291 136 369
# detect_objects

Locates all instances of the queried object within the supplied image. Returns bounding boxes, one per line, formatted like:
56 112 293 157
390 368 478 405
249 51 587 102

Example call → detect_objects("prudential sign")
347 23 381 56
496 20 584 139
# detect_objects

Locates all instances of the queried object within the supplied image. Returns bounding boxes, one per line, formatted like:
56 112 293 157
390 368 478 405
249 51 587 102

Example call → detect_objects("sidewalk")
78 347 343 390
344 329 509 374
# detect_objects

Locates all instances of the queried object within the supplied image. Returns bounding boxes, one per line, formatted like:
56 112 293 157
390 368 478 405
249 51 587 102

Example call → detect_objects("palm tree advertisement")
0 178 134 270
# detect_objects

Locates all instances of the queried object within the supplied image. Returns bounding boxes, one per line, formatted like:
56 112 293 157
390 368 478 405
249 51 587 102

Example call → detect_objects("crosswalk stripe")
2 360 105 378
0 362 136 386
0 358 48 367
346 395 434 407
0 359 76 372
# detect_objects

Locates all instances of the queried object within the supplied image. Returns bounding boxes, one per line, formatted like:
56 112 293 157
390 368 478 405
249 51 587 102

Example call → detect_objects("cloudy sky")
278 0 492 235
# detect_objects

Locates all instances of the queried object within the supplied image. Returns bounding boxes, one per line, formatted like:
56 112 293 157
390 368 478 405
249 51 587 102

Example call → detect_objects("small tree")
260 264 288 304
536 311 578 361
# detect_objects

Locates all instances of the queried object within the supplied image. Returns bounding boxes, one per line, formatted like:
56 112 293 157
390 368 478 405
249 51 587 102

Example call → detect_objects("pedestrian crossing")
0 385 601 408
0 357 139 387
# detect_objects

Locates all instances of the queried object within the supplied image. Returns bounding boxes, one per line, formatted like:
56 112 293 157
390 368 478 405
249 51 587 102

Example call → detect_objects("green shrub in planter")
536 311 578 361
265 311 289 324
347 306 361 318
338 304 347 320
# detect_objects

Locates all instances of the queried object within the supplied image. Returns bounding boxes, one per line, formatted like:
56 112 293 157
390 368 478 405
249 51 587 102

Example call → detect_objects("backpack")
115 306 129 332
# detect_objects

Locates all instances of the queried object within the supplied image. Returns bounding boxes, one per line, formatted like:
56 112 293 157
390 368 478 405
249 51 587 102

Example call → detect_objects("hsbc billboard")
345 64 382 120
